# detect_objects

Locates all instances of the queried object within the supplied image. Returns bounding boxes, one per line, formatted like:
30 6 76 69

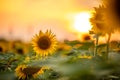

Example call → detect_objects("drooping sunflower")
15 64 44 79
32 30 57 57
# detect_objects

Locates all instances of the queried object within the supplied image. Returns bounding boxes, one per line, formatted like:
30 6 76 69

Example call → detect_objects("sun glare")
74 12 92 33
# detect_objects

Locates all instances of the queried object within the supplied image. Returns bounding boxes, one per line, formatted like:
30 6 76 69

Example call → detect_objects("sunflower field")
0 29 120 80
1 0 120 80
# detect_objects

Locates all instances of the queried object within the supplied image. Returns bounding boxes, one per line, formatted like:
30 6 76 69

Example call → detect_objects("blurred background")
0 0 120 42
0 0 101 42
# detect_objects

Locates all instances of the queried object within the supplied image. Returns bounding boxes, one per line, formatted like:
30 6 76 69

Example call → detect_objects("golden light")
73 12 92 33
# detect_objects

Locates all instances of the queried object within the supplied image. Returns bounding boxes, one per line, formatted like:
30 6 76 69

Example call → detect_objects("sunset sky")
0 0 103 42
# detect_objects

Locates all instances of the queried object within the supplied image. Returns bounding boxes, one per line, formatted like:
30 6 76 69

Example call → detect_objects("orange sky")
0 0 101 42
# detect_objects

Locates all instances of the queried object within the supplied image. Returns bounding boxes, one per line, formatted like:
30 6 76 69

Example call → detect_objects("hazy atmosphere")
0 0 100 42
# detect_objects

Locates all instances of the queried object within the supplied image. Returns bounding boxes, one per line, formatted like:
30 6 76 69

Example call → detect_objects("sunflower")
15 65 44 79
15 46 28 55
0 45 3 52
81 34 91 41
102 0 120 31
0 43 6 53
8 41 28 55
32 30 57 57
90 5 114 35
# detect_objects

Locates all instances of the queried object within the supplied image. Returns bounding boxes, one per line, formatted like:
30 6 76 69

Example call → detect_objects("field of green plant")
0 37 120 80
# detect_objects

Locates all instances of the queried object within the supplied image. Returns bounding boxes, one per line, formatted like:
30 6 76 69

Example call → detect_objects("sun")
73 12 92 33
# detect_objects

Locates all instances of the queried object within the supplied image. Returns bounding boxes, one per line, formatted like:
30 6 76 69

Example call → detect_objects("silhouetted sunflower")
90 5 114 35
102 0 120 31
32 30 57 57
15 65 44 79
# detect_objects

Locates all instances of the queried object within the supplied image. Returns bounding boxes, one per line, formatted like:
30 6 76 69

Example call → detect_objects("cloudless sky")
0 0 100 42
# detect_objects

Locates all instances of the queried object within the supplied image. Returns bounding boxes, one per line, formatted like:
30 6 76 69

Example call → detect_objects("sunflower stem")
94 34 99 56
105 33 111 60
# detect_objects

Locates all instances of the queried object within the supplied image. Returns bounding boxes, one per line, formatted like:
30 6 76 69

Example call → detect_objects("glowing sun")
74 12 92 33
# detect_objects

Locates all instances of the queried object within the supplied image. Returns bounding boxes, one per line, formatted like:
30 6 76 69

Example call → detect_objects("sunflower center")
22 67 41 75
17 48 24 54
83 35 91 41
38 36 51 50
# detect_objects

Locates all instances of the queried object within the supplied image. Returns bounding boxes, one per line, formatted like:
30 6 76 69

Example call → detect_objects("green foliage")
0 40 120 80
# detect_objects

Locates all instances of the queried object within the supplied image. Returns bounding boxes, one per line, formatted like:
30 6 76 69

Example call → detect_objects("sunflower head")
32 30 58 57
90 5 114 35
16 48 24 54
15 65 44 79
103 0 120 20
102 0 120 30
0 46 3 52
81 34 91 41
0 43 6 53
90 5 106 35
